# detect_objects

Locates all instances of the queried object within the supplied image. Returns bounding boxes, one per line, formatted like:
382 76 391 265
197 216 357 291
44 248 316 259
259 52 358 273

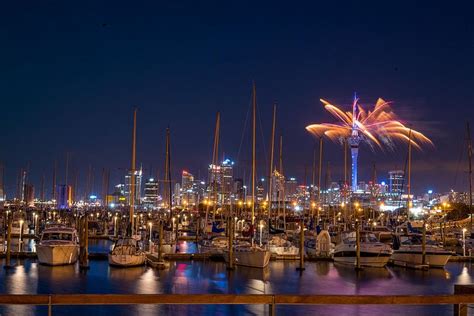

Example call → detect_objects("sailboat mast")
252 82 256 226
407 129 412 220
129 108 137 230
212 113 220 221
268 104 276 222
52 160 57 202
279 134 285 230
318 137 323 204
467 122 473 230
165 128 172 220
344 139 348 186
65 152 69 186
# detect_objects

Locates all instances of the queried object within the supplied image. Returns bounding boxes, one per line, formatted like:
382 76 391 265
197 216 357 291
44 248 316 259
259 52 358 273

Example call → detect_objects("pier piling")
355 221 362 271
79 216 89 270
4 214 12 269
227 217 234 270
296 218 305 271
158 221 163 262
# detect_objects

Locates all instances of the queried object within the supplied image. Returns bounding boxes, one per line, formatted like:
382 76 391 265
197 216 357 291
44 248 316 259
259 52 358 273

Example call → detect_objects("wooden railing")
0 293 473 316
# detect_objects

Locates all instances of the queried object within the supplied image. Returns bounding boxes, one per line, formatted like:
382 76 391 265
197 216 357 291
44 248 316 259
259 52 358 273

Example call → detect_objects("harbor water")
0 240 473 315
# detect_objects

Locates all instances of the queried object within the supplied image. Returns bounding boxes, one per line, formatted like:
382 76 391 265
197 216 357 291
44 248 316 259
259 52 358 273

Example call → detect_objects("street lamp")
34 213 39 235
114 215 118 237
148 222 153 251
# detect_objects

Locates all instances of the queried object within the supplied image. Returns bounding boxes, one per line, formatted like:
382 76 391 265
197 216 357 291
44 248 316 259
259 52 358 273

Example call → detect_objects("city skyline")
1 2 473 196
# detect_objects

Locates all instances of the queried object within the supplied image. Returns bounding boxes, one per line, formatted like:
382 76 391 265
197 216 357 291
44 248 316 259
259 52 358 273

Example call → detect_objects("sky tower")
349 94 362 190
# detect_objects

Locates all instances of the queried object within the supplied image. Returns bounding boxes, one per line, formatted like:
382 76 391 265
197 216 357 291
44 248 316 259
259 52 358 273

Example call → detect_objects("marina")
1 2 474 315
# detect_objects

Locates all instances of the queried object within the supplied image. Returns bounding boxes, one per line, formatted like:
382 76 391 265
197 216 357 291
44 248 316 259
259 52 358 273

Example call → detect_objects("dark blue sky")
1 1 473 198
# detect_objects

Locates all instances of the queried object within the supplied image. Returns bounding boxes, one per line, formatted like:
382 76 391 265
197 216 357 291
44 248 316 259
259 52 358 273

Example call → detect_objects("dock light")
247 201 251 207
148 222 153 249
311 202 316 208
354 202 359 208
463 228 467 257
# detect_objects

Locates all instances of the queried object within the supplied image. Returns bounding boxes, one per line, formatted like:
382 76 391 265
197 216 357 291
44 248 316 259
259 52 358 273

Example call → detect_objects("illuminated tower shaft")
350 94 360 190
349 136 360 190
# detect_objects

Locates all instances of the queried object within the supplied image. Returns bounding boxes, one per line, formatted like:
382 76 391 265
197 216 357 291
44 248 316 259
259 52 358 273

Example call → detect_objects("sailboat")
390 129 450 268
108 109 146 267
225 83 271 268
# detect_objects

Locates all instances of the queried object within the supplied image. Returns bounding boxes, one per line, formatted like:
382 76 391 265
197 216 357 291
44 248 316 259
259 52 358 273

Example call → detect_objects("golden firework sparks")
306 96 433 150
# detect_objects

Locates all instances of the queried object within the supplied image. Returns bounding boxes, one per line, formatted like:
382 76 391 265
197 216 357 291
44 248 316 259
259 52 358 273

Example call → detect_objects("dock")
146 253 169 269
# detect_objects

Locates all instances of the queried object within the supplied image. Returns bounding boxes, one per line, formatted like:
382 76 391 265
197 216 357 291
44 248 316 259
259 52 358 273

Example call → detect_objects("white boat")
108 237 146 267
391 234 452 268
36 226 79 266
316 230 334 257
224 244 271 268
268 236 299 256
333 231 392 268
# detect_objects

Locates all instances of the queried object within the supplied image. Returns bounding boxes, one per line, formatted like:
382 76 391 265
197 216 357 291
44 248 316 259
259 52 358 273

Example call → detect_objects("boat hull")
36 245 79 266
333 252 391 268
390 251 451 268
108 254 146 267
225 249 271 268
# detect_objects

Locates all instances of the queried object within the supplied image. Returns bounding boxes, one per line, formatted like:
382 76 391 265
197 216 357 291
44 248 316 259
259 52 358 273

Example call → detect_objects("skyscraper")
221 158 234 194
233 178 244 201
271 170 285 202
285 177 298 201
182 170 194 191
57 185 72 209
388 170 405 196
208 158 234 203
143 178 159 208
124 167 143 205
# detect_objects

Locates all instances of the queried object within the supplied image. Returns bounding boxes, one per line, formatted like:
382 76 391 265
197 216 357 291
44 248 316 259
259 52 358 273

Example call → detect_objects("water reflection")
0 259 470 315
456 264 474 284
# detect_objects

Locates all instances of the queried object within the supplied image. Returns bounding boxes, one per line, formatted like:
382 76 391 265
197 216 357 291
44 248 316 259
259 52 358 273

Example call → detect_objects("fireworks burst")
306 96 433 150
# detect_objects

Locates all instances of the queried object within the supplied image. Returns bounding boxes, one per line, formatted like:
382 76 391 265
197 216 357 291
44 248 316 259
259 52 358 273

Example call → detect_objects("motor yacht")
333 231 392 267
36 226 79 266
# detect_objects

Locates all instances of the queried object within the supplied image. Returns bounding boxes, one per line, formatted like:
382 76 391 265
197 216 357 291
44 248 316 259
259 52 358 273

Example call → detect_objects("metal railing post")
269 295 275 316
48 295 52 316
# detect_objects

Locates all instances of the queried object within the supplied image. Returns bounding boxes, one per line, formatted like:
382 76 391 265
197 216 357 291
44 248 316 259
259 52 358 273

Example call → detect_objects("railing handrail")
1 293 474 305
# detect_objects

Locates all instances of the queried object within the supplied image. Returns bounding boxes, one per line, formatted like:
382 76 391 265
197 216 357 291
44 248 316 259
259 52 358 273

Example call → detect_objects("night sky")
1 2 473 198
